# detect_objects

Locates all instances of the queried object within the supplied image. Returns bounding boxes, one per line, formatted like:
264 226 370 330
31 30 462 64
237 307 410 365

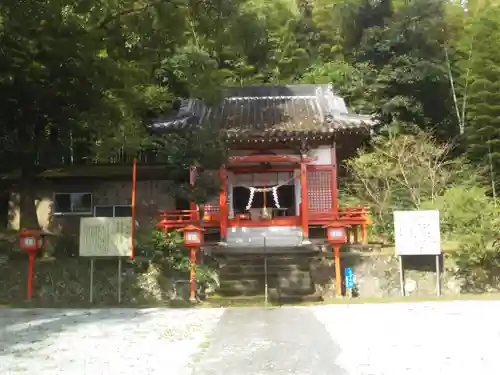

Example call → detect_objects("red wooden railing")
309 207 368 222
157 206 371 228
156 210 199 230
156 208 222 230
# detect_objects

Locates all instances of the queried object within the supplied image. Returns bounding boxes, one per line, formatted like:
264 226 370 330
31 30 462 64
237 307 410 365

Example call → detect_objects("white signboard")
79 217 132 257
394 210 441 255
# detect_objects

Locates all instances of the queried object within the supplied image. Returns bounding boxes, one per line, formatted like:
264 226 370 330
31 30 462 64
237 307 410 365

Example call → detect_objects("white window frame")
94 205 132 217
52 192 93 215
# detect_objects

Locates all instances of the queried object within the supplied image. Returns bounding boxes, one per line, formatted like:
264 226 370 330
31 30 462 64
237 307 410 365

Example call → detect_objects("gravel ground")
1 301 500 375
0 308 224 375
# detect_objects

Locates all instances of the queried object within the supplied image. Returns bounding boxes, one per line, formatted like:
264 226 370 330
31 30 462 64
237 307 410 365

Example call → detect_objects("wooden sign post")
394 210 441 297
79 217 133 303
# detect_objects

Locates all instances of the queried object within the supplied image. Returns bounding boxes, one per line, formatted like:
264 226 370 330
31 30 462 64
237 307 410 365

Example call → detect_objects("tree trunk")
19 168 40 230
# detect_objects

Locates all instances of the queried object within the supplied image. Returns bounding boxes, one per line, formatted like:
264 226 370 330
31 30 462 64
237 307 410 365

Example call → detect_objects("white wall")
309 146 332 165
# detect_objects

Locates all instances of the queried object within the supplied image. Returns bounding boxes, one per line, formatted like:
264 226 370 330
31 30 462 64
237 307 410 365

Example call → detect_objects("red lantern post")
179 225 205 302
19 229 46 300
323 222 349 297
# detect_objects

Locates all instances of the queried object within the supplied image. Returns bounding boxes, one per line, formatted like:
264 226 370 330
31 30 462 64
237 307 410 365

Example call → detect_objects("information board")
394 210 441 256
79 217 132 257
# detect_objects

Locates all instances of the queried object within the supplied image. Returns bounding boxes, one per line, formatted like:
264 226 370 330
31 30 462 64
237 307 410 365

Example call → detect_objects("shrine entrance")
229 171 299 227
221 154 308 247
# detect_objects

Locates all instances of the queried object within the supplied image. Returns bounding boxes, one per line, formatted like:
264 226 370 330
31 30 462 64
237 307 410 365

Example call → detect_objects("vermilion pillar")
189 246 197 301
219 166 228 241
300 159 309 241
331 142 339 217
334 245 341 297
189 167 198 220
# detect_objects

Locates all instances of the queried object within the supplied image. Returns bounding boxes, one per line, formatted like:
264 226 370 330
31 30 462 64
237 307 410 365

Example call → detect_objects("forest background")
1 0 500 288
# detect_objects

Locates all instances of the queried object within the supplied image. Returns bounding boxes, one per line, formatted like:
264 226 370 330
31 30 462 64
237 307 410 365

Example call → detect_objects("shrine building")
152 84 375 248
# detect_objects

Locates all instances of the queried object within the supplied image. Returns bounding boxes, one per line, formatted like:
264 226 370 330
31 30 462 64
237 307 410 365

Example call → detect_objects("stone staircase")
212 246 323 304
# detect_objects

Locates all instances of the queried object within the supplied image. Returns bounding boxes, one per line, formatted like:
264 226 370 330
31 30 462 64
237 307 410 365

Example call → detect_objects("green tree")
449 2 500 192
345 130 477 239
0 0 224 227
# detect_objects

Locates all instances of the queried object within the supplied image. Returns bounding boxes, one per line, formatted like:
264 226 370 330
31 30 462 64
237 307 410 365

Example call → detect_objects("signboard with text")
394 210 441 256
79 217 132 257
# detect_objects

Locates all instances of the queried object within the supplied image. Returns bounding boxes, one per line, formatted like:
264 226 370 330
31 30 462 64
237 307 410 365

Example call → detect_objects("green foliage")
135 223 218 291
454 232 500 292
448 2 500 188
421 185 500 291
345 130 475 239
347 130 500 290
2 0 500 287
422 186 498 240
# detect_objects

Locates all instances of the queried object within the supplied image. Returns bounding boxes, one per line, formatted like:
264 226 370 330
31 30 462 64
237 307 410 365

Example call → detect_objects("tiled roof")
150 84 375 137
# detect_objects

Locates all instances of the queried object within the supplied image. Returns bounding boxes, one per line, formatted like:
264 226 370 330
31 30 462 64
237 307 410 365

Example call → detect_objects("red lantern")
324 222 347 245
323 222 349 297
19 229 47 300
181 225 205 247
178 225 205 303
19 229 45 252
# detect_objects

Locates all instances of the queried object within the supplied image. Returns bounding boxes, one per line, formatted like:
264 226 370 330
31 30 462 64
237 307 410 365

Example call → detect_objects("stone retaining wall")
311 251 499 298
1 250 498 305
0 257 184 306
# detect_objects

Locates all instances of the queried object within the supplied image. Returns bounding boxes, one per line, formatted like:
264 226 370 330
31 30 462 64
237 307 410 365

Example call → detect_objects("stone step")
218 255 318 266
211 246 319 256
219 279 265 293
219 274 314 293
204 294 269 307
220 262 310 270
217 289 263 297
270 289 323 304
277 271 314 295
213 244 320 299
219 264 310 279
219 262 315 272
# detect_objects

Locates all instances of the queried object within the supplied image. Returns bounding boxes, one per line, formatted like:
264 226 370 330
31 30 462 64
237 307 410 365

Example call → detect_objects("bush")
422 186 499 240
135 223 219 296
425 186 500 291
453 232 500 292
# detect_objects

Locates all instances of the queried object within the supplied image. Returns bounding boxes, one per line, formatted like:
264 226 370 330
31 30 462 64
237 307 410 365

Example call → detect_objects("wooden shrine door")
307 166 335 221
